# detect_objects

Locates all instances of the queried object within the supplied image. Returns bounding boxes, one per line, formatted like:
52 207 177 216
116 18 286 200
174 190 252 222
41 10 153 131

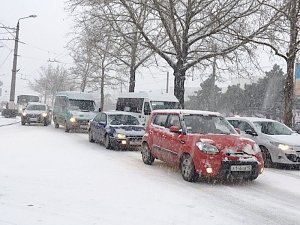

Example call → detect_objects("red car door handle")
180 140 185 144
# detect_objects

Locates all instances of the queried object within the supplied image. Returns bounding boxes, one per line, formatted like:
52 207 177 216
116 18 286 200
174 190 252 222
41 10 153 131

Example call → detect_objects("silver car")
227 117 300 167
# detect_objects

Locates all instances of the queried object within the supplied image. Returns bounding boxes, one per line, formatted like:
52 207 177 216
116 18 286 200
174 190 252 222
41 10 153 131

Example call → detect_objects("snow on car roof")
226 116 278 123
152 109 221 116
117 91 179 102
56 91 95 101
103 110 139 116
27 102 47 106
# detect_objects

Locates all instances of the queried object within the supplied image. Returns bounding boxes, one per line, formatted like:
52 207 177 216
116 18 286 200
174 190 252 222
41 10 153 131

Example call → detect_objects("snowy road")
1 121 300 225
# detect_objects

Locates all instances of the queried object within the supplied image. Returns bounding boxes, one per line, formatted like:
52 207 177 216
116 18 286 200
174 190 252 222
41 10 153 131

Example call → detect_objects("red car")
141 109 264 182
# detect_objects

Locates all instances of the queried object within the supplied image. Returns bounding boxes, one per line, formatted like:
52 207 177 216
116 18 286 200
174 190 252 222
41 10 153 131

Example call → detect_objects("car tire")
180 154 199 182
54 119 59 128
246 173 259 181
141 143 155 165
21 120 25 125
104 134 111 149
43 118 48 126
89 129 95 143
261 146 273 168
64 121 70 133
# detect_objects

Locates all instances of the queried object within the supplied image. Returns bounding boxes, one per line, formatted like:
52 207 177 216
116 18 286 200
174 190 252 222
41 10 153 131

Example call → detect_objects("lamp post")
9 15 37 105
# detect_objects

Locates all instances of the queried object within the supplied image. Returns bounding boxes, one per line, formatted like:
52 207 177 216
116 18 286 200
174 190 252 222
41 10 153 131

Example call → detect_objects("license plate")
130 141 141 146
29 118 37 122
231 165 252 172
80 125 88 129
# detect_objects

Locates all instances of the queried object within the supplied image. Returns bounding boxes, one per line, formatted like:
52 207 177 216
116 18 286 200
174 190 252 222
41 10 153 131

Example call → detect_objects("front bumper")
22 114 48 123
194 153 263 179
111 136 143 150
68 119 90 130
216 161 259 179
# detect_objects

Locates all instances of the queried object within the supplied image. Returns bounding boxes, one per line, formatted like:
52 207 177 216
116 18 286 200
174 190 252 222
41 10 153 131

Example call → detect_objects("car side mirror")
245 129 258 136
170 126 181 133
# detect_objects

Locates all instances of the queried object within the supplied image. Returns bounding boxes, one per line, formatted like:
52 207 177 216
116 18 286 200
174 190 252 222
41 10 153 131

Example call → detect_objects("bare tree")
118 0 279 107
67 0 154 93
242 0 300 127
29 64 74 104
82 17 123 110
69 37 95 92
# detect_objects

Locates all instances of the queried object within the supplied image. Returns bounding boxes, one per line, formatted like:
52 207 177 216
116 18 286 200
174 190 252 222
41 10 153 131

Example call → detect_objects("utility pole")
9 21 20 103
2 15 37 118
8 15 36 105
210 55 217 111
166 72 169 93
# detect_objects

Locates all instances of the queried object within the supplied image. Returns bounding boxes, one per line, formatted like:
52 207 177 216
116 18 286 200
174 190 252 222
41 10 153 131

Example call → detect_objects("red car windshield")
183 114 236 134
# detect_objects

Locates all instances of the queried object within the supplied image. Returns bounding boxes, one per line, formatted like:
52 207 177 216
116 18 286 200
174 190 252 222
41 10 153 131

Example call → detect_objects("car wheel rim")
142 145 149 160
182 158 192 177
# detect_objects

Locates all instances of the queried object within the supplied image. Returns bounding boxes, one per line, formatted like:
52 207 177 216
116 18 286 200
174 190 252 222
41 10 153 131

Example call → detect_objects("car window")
153 114 168 127
228 120 239 128
184 114 236 134
93 113 102 122
26 105 46 111
238 121 255 132
253 121 293 135
108 114 140 125
143 102 151 115
165 114 181 128
99 113 107 124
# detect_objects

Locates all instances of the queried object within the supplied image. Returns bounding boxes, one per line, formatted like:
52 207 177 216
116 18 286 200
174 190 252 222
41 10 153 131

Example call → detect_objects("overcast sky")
0 0 73 100
0 0 285 102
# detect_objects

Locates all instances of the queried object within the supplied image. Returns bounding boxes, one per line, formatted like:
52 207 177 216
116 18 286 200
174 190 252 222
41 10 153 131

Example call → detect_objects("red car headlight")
196 142 219 155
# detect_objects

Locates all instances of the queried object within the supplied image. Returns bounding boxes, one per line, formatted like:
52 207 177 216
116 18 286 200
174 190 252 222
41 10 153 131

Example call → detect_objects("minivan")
116 91 180 125
53 91 97 132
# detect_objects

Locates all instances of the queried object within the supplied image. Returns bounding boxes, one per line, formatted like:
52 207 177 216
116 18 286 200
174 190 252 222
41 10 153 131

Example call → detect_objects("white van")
53 91 98 132
116 92 180 124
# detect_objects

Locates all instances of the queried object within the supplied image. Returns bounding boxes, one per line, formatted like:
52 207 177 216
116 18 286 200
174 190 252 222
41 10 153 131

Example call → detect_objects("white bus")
116 92 181 124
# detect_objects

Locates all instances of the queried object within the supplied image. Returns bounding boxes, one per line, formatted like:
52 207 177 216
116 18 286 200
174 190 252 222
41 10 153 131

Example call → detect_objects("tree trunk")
283 0 298 127
128 67 136 92
100 68 105 111
173 68 186 108
284 58 295 127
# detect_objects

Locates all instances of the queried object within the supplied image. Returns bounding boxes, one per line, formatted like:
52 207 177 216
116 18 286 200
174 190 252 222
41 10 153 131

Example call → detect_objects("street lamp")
9 15 37 105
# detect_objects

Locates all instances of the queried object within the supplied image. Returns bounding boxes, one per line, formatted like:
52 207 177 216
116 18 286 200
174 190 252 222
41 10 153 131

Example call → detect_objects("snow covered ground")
0 118 300 225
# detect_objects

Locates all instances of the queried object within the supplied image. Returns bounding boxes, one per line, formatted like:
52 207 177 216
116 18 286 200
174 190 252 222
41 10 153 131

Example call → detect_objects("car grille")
27 114 39 118
127 136 143 141
217 161 258 179
77 119 89 125
285 153 300 162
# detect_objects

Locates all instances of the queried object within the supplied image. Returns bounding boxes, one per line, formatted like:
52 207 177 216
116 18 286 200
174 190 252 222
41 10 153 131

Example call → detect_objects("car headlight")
70 117 76 123
22 112 27 116
116 133 126 139
271 142 291 151
196 142 219 154
42 112 48 117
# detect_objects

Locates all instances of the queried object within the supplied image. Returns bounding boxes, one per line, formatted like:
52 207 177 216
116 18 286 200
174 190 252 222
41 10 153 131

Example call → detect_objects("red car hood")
192 134 257 155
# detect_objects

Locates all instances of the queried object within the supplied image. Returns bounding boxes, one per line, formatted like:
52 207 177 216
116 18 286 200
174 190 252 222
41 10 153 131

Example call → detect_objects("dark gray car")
21 103 51 126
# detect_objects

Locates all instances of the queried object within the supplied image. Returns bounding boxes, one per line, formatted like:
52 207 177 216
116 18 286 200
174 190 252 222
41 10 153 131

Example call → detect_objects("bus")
17 95 39 113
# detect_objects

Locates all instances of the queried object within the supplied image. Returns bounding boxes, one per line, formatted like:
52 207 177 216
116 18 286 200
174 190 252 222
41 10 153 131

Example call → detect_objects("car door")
159 114 182 163
98 113 108 143
91 113 102 142
150 113 168 160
